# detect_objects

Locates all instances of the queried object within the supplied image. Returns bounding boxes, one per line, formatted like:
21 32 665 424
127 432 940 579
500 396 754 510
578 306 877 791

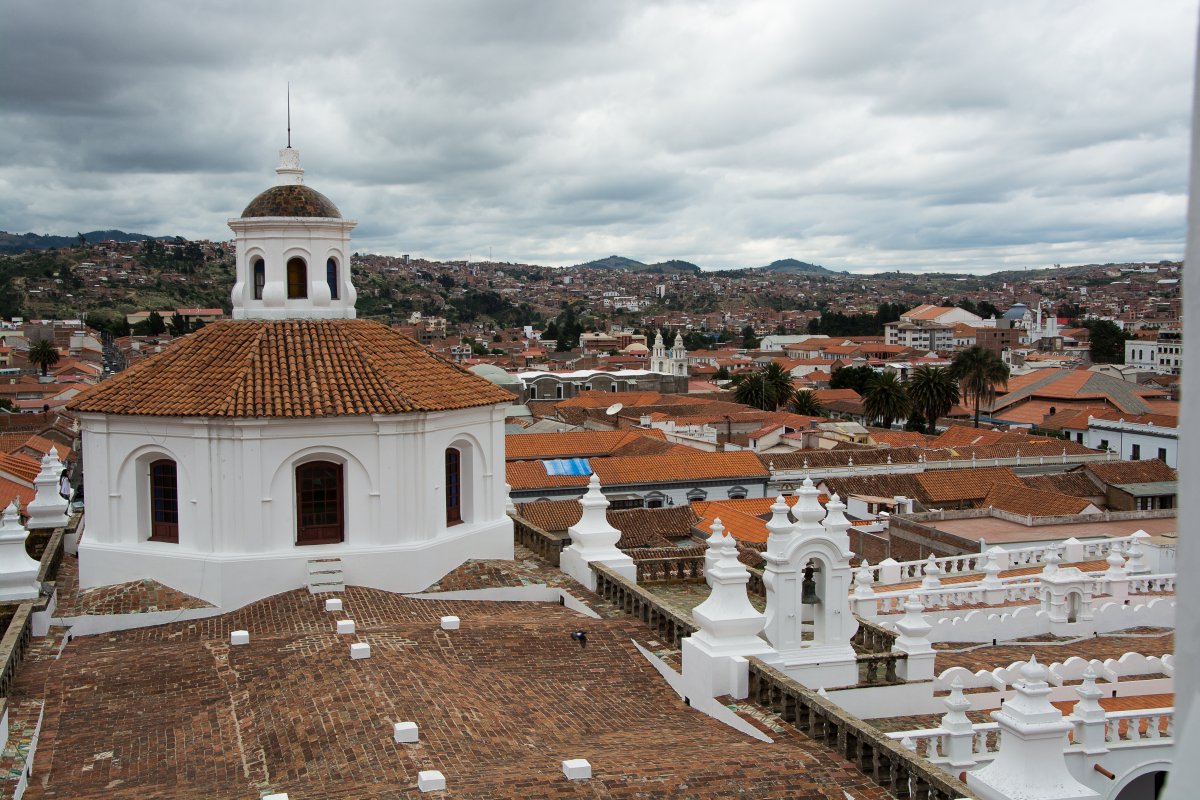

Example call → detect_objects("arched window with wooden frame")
149 459 179 542
296 460 344 544
252 257 266 300
286 257 308 299
445 448 463 526
326 257 339 300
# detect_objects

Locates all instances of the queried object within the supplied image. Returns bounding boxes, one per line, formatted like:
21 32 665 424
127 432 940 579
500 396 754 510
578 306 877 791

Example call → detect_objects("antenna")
287 83 292 148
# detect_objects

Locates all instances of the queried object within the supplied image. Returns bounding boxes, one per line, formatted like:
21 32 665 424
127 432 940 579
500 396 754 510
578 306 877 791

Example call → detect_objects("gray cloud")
0 0 1193 273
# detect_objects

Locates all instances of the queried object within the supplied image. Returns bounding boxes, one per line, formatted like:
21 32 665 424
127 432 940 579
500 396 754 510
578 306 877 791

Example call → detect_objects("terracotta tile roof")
505 461 590 491
505 429 667 461
867 430 934 447
902 304 955 321
1089 409 1178 428
981 481 1095 517
593 451 768 486
507 451 768 492
0 453 40 484
0 477 34 510
993 369 1167 416
691 498 779 545
514 500 697 548
1022 471 1104 498
765 447 923 471
820 474 926 504
1085 459 1176 486
67 320 513 417
932 426 1010 448
914 466 1023 504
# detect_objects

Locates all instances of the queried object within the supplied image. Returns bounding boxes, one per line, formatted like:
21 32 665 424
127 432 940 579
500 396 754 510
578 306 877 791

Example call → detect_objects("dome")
241 184 341 219
470 363 523 387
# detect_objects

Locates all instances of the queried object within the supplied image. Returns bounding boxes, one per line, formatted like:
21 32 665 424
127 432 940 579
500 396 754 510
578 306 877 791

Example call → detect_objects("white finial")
853 559 875 597
1041 547 1061 576
921 554 943 589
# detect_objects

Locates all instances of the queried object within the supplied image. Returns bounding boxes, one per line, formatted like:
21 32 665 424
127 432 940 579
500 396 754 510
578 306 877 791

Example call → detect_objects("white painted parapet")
967 658 1099 800
0 501 40 602
559 474 634 591
892 594 935 681
25 447 69 530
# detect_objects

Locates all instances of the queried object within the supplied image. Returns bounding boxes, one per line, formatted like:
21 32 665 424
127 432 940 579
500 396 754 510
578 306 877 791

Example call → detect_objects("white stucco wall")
77 404 513 607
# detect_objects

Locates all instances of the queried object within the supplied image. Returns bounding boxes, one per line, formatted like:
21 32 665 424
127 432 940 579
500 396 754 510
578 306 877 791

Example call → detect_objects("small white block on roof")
440 615 460 630
417 770 446 792
350 642 371 660
230 630 249 646
336 619 355 635
263 794 289 800
325 598 343 612
393 721 418 743
562 758 592 780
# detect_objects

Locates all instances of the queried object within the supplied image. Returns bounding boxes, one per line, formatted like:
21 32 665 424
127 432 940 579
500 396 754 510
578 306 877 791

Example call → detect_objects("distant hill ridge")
0 229 171 254
760 258 840 275
575 255 701 274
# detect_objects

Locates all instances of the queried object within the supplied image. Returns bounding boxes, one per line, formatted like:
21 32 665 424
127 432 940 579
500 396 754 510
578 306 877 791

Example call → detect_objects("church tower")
669 332 689 377
651 330 670 373
229 147 358 320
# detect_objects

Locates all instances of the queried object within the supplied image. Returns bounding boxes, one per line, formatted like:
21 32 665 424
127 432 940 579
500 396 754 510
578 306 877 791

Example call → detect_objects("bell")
801 579 821 605
801 563 821 605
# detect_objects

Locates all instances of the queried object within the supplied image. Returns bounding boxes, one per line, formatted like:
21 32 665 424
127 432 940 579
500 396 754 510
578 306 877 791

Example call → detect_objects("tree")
0 398 14 412
789 389 827 417
732 362 794 411
1083 319 1130 364
168 312 189 336
906 365 960 431
741 325 759 350
862 371 911 429
713 366 731 382
28 338 60 377
950 346 1010 428
829 365 875 395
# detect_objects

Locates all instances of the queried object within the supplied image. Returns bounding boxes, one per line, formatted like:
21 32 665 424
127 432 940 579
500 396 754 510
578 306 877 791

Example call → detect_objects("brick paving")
17 586 892 800
53 554 213 617
930 628 1173 673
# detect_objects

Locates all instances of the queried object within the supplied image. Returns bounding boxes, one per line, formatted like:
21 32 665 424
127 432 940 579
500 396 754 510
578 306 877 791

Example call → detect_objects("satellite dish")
605 402 624 416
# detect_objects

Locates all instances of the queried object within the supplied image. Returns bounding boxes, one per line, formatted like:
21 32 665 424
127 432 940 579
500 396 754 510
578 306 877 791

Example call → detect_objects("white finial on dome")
276 147 304 185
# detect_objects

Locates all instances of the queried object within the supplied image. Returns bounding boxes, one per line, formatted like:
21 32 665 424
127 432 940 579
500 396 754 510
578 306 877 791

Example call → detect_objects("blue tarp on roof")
543 458 592 476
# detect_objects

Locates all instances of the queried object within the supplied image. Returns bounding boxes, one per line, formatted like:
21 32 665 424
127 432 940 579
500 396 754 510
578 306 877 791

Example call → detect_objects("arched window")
728 485 748 500
149 459 179 542
645 491 667 509
296 461 343 544
326 258 339 300
446 448 462 525
287 257 308 299
252 257 265 300
686 488 707 502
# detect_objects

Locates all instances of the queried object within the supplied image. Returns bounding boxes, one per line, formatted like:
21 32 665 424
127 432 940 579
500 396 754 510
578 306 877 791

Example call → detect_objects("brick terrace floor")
930 628 1174 673
53 554 213 616
16 584 893 800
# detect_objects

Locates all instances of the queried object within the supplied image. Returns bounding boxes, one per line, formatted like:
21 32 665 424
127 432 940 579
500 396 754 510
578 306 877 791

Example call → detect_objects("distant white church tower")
651 330 688 377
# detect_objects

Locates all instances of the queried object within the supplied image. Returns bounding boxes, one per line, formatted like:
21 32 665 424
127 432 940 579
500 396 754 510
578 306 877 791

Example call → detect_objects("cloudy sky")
1 1 1195 273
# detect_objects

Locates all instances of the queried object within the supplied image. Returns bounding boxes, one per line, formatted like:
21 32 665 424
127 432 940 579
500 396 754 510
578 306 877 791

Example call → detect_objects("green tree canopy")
28 338 60 377
829 365 875 395
789 389 827 417
906 365 960 431
1083 319 1131 364
862 371 911 429
950 346 1010 428
732 362 794 411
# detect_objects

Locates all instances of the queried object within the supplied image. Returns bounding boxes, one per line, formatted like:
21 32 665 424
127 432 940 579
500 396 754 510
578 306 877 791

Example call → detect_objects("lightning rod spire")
287 82 292 148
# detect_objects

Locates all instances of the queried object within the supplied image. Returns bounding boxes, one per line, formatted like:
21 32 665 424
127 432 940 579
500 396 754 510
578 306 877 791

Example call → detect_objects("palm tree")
28 338 60 377
789 389 827 417
862 371 911 429
950 346 1010 428
732 362 794 411
906 365 960 432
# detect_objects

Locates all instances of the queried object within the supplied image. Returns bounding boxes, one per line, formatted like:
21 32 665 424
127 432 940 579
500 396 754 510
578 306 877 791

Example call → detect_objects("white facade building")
1125 340 1159 373
69 146 515 609
1083 416 1178 466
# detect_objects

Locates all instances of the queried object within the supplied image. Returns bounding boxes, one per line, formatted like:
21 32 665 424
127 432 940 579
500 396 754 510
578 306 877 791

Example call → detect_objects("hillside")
575 255 700 274
0 229 170 255
760 258 840 275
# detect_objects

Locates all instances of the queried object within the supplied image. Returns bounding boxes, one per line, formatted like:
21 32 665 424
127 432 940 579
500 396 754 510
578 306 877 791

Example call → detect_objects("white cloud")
0 0 1193 273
